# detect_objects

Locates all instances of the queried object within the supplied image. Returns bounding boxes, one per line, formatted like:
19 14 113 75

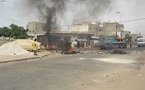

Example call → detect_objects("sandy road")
0 47 144 90
77 48 145 90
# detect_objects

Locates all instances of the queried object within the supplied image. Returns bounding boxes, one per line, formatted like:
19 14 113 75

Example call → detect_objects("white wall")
71 24 89 32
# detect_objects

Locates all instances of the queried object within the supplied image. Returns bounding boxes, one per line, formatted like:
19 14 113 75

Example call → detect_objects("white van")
137 38 145 47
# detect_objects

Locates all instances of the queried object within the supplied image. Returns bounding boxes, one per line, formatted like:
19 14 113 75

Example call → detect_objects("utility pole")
116 23 118 36
109 12 120 22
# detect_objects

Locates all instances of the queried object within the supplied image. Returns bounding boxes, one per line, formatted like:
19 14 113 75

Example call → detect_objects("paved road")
0 47 144 90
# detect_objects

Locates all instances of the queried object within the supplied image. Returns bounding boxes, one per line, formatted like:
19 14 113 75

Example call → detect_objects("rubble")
0 42 32 55
111 49 127 54
62 51 80 54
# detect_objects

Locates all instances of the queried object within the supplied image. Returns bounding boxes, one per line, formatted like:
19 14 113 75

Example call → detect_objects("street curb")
0 52 52 64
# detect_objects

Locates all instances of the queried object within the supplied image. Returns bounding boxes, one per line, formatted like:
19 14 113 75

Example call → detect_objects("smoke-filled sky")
0 0 145 34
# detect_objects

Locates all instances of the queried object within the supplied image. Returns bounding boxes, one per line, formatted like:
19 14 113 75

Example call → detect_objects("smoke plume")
64 0 112 24
17 0 112 32
16 0 66 45
15 0 112 45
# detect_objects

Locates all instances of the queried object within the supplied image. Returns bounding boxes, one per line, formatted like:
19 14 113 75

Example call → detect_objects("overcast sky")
0 0 145 34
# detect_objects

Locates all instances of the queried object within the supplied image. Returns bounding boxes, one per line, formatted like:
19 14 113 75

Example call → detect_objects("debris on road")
62 50 80 54
111 49 127 54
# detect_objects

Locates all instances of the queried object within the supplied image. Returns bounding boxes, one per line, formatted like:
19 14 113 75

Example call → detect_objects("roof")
50 32 93 36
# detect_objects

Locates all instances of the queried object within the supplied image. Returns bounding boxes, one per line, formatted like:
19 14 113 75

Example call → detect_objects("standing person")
57 39 65 53
129 41 133 48
76 40 80 49
44 41 48 50
32 38 38 55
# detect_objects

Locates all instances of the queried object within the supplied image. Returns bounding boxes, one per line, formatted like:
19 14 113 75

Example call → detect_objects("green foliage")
0 27 10 37
0 24 29 39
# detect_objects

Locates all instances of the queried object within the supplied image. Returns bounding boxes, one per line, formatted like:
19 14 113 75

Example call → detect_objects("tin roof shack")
37 32 93 49
37 34 60 49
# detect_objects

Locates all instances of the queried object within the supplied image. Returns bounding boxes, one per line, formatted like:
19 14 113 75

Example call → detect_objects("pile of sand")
14 39 40 51
0 42 32 55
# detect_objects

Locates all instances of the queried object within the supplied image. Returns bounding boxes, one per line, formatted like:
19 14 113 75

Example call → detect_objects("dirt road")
79 51 145 90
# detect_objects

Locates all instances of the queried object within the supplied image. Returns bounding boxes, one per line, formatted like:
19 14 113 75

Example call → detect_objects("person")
44 41 48 50
57 39 65 54
32 38 38 55
76 40 80 49
129 41 133 48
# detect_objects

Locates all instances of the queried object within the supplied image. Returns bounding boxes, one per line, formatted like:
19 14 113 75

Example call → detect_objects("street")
0 46 145 90
1 0 145 90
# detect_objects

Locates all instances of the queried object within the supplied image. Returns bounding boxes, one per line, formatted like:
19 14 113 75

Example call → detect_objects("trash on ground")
111 49 127 54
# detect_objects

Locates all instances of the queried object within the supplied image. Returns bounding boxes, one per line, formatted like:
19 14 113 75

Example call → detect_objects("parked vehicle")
137 38 145 47
117 37 127 48
99 36 118 50
99 36 127 50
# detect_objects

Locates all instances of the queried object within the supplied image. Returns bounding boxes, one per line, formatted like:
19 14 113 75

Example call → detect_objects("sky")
0 0 145 34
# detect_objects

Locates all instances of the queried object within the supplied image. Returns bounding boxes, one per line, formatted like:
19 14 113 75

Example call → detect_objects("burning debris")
43 0 66 46
61 41 80 54
17 0 66 47
111 49 127 54
62 51 80 54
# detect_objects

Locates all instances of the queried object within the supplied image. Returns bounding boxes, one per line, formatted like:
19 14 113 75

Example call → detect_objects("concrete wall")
121 31 131 38
103 22 123 36
71 22 103 37
26 22 46 36
71 24 89 32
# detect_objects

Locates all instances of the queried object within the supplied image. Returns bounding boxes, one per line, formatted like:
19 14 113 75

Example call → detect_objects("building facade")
26 22 46 36
37 32 93 48
70 21 103 37
121 30 131 38
103 22 124 37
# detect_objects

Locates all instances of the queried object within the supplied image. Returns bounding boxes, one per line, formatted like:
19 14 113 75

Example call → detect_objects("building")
103 22 124 37
121 30 131 38
26 22 46 36
70 21 103 37
37 32 93 48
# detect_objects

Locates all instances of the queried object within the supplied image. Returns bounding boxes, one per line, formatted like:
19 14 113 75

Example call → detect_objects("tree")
0 24 29 39
0 27 11 37
10 24 29 39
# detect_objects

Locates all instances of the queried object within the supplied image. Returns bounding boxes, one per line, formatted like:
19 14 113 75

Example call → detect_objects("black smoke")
17 0 112 31
16 0 112 45
17 0 66 45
